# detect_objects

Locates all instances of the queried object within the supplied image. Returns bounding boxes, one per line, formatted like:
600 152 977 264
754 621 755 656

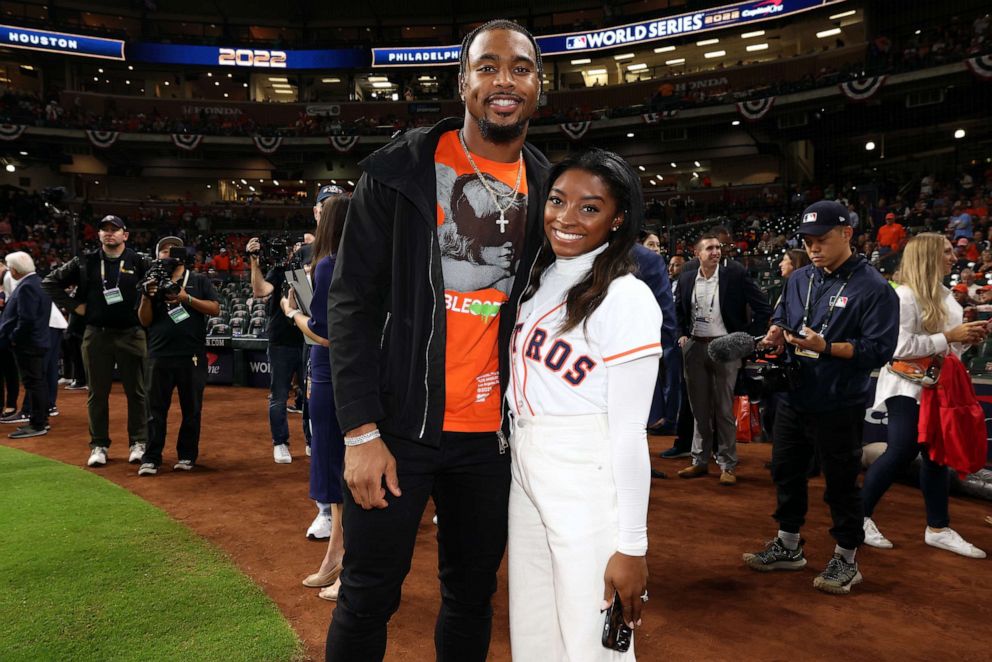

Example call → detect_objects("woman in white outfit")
863 233 987 558
507 149 662 660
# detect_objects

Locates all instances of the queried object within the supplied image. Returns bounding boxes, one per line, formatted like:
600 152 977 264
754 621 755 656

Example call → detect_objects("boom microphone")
707 332 760 363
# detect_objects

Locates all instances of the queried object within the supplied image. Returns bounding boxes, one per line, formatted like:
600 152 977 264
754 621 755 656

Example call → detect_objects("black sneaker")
65 381 88 390
813 554 863 595
660 446 691 459
8 425 48 439
743 537 807 572
0 410 29 425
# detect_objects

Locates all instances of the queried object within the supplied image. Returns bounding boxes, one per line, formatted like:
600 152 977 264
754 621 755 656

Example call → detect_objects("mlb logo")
802 212 817 224
829 295 849 308
566 35 588 49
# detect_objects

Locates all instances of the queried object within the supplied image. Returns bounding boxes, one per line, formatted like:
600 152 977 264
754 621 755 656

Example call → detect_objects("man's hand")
678 335 689 349
603 552 648 629
74 303 86 316
246 237 261 260
343 430 401 510
785 325 827 353
165 286 185 304
759 325 785 353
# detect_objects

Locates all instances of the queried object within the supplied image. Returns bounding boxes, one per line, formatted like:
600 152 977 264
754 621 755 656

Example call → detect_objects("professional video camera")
248 235 306 271
707 332 802 396
141 246 185 300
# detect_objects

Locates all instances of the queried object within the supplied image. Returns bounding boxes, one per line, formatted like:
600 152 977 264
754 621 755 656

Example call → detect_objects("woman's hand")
603 552 648 629
945 320 987 344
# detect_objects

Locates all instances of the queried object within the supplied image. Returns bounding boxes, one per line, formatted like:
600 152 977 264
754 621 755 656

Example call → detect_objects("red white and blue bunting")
642 111 678 124
559 121 591 141
172 133 204 151
85 130 119 148
965 55 992 81
0 124 26 141
839 75 887 101
252 135 283 155
736 97 775 121
329 135 360 153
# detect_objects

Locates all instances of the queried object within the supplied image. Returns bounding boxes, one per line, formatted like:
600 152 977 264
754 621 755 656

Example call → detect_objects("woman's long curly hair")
522 148 643 333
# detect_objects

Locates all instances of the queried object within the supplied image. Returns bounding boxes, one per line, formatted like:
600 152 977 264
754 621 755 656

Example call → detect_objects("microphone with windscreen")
707 332 762 363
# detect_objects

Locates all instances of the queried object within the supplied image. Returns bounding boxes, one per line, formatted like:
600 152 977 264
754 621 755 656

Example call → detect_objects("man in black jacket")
675 231 771 485
0 252 52 438
326 20 548 662
42 215 150 467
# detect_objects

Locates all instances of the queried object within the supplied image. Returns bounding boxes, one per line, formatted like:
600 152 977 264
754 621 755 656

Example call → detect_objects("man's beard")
476 115 528 144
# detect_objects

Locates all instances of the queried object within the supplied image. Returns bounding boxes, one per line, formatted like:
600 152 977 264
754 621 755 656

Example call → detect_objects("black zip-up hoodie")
327 117 550 448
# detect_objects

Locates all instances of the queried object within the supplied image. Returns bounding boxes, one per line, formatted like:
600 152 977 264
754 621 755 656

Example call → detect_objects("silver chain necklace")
457 130 523 234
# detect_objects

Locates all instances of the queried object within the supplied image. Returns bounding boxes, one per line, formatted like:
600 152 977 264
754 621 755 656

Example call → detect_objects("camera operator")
743 201 899 595
248 234 304 464
136 236 220 475
42 215 151 468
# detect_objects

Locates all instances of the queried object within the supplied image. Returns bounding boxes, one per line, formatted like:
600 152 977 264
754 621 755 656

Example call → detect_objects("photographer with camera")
248 234 306 466
135 236 219 475
743 201 899 595
42 215 151 468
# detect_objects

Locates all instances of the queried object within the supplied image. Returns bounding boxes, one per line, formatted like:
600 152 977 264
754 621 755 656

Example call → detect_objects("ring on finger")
640 590 649 603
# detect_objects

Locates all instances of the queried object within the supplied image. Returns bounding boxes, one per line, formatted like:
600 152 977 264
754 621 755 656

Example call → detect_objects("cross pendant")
497 211 508 234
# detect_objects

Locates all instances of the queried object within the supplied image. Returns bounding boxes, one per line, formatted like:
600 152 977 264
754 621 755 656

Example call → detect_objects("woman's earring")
611 225 620 232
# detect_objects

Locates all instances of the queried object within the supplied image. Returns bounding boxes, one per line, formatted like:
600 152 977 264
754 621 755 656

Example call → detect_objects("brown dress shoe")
678 464 709 479
720 470 737 486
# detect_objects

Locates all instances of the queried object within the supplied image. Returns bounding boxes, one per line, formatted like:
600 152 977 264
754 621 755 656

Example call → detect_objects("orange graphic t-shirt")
434 130 528 432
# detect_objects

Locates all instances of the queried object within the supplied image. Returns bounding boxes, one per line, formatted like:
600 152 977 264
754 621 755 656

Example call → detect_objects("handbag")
886 354 943 388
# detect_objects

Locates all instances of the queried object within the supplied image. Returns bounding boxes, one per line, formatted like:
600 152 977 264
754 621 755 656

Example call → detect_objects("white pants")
508 413 635 662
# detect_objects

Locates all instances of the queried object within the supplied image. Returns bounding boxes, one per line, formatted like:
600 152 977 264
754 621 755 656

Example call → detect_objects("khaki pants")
81 325 148 449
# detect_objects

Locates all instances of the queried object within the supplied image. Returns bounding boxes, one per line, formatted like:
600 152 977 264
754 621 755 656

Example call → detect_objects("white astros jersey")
508 273 663 417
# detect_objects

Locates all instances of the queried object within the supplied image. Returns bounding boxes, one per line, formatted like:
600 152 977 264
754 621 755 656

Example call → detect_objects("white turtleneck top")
508 243 662 555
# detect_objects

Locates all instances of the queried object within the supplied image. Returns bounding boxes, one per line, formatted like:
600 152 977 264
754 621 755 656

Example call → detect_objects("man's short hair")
696 231 722 246
458 19 544 91
4 251 36 274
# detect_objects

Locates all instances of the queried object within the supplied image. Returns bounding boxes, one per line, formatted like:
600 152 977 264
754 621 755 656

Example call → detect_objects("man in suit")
0 252 53 438
675 231 771 485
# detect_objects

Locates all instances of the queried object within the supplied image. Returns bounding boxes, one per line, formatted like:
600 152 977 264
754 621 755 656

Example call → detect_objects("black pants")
771 402 865 550
143 355 208 467
672 380 694 452
14 348 47 429
65 334 86 385
0 347 19 410
326 432 511 662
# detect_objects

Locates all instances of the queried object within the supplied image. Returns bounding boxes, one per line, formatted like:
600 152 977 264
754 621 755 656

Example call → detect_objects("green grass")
0 446 302 662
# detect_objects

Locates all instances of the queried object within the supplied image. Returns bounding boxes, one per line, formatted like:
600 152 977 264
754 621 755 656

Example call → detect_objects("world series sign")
371 0 847 67
1 24 124 60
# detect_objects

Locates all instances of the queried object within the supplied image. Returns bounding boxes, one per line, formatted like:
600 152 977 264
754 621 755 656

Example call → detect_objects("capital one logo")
742 0 784 18
566 35 588 50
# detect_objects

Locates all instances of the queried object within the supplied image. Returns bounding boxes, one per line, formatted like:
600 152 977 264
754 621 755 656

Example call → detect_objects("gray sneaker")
813 554 863 595
173 460 194 471
743 537 807 572
137 463 158 476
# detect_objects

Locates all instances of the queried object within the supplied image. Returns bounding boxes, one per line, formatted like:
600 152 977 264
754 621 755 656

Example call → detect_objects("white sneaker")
863 518 893 549
87 446 108 467
925 527 987 559
128 443 146 464
306 514 332 540
173 460 194 471
138 463 158 476
306 445 311 457
273 444 292 464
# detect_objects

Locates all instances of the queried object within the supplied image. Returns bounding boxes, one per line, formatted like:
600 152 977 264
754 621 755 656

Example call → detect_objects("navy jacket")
773 255 898 413
0 273 52 351
632 245 677 350
675 259 771 338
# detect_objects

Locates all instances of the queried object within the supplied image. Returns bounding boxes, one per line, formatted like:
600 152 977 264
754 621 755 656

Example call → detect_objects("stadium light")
649 180 657 186
732 120 741 126
587 68 608 75
654 45 675 53
954 129 966 139
5 164 14 173
816 28 842 38
626 132 635 138
746 43 769 52
164 81 170 86
128 65 133 71
19 151 26 156
240 178 247 184
627 63 648 71
704 50 726 59
227 73 232 78
207 72 212 77
347 181 354 186
206 184 211 189
273 180 279 186
865 141 876 151
666 58 685 65
571 58 591 65
614 53 635 60
670 162 677 168
638 166 646 171
696 39 719 46
694 161 701 167
98 68 104 73
741 30 765 39
829 10 857 19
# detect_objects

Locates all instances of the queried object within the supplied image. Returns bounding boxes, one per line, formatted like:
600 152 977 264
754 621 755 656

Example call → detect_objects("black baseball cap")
99 214 126 230
315 184 346 204
797 200 850 236
155 236 184 254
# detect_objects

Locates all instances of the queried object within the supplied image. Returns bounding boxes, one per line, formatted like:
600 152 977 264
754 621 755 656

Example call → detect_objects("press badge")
103 287 124 305
168 306 190 324
795 347 820 359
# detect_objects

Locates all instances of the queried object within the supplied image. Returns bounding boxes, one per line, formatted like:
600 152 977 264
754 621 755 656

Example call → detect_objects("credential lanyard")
693 274 717 317
100 256 122 289
800 269 852 336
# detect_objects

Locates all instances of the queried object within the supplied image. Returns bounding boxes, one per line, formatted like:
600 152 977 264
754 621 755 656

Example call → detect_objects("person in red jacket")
863 233 988 558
